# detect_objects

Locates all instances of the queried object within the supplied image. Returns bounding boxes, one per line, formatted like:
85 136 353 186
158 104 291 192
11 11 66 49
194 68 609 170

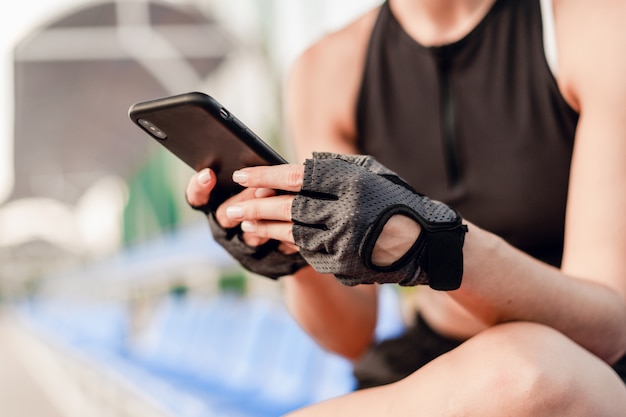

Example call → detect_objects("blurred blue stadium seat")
14 290 368 417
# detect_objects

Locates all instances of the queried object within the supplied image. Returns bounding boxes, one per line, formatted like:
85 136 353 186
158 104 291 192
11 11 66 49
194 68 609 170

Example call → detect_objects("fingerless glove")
291 153 467 290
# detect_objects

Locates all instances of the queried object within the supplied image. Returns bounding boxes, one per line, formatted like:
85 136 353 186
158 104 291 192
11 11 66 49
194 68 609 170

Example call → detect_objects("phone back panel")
129 92 286 206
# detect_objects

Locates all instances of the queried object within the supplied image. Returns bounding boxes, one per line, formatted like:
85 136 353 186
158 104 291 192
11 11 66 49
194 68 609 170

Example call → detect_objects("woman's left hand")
228 154 466 290
225 164 304 249
225 162 426 273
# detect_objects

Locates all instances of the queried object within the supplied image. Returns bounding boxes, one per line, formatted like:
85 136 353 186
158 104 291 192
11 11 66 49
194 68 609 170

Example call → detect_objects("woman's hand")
185 167 271 247
227 154 466 290
190 154 465 289
227 164 421 266
225 165 303 249
185 167 307 279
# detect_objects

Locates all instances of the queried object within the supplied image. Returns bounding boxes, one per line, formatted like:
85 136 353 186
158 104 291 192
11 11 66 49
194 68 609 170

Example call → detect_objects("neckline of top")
383 0 505 55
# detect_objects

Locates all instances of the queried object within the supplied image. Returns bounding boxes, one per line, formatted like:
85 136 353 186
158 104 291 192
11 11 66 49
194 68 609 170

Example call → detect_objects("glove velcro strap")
424 224 468 290
361 205 467 290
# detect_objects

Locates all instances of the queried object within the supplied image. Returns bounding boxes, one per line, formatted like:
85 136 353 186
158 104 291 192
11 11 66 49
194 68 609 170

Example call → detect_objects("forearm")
453 224 626 363
228 157 626 363
283 266 378 360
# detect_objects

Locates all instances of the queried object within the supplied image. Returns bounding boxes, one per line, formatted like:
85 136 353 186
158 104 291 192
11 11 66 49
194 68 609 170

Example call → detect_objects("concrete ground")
0 312 64 417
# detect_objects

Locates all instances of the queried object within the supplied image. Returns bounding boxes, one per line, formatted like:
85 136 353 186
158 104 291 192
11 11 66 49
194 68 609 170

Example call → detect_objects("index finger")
233 164 303 192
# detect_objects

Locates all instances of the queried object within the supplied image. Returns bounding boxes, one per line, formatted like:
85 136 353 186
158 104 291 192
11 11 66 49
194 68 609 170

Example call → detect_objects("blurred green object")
169 283 189 299
123 149 182 245
218 270 248 295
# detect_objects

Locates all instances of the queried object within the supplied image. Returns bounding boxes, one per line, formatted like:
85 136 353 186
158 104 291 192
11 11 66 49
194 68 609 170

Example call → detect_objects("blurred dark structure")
2 0 234 298
11 0 230 205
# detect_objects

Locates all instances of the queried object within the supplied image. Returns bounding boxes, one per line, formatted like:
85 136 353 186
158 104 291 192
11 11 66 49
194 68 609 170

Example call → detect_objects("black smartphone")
128 92 287 207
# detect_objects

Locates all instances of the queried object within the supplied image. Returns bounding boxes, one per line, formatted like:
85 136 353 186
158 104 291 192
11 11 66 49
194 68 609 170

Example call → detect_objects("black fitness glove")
291 153 468 290
190 202 308 280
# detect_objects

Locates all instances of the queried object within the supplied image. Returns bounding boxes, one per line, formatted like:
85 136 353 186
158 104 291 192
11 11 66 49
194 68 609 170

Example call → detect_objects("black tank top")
356 0 578 266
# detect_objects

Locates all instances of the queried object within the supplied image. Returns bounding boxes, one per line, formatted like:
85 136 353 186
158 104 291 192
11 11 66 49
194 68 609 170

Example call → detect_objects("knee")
459 323 585 416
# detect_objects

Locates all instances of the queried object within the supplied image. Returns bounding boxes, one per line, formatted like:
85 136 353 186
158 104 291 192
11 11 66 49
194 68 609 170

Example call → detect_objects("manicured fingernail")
241 221 256 232
226 206 244 219
198 170 211 185
232 170 248 184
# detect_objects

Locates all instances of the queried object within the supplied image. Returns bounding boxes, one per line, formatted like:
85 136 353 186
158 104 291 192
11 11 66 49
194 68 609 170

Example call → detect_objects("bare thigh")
286 322 626 417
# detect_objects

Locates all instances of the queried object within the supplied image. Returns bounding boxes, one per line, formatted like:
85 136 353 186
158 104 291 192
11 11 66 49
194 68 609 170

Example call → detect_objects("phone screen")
129 92 287 207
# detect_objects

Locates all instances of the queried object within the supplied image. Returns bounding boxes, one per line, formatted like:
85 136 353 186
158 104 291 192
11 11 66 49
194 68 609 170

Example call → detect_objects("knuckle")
281 199 293 220
215 211 229 227
253 222 266 236
243 233 262 247
192 193 208 207
215 205 236 228
285 165 303 188
278 242 297 255
250 204 262 220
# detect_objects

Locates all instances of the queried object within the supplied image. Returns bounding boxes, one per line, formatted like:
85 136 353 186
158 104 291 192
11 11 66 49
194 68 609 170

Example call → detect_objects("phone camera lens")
138 118 167 140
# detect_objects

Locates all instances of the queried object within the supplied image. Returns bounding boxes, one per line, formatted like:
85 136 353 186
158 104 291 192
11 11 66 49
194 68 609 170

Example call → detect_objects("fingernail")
226 206 244 219
241 220 256 232
232 170 248 184
198 170 211 185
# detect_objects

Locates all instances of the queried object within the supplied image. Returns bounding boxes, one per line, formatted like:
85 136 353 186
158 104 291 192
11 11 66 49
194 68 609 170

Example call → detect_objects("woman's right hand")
186 168 270 247
185 168 308 279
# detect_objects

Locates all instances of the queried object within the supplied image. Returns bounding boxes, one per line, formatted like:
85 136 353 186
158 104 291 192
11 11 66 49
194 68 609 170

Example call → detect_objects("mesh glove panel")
292 153 467 290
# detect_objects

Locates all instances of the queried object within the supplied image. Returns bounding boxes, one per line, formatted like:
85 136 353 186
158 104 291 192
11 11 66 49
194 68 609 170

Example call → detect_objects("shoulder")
285 7 380 158
554 0 626 295
553 0 626 111
290 7 380 90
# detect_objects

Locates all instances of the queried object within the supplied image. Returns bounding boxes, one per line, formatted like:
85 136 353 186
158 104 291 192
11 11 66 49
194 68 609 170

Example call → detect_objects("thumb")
186 168 217 207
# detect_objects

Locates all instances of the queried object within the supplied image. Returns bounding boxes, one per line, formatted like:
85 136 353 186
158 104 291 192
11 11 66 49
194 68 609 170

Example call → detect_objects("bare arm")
453 0 626 363
279 10 382 360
